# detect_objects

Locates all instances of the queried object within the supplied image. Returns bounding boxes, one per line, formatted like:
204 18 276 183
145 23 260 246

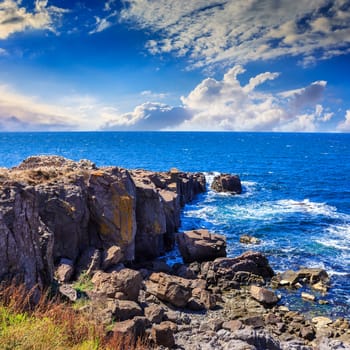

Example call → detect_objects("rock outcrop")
211 173 242 194
177 229 226 263
0 156 205 292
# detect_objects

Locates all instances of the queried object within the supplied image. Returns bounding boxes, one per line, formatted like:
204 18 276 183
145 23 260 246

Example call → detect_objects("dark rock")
177 229 226 263
113 300 143 321
300 326 315 341
211 173 242 194
202 251 274 288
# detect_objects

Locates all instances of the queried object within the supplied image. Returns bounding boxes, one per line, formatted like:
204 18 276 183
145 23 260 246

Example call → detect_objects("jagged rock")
144 304 165 324
240 234 261 244
177 229 226 263
211 173 242 194
0 183 54 295
151 322 176 348
146 272 192 308
233 328 281 350
201 251 274 289
101 245 123 270
278 268 329 288
88 167 137 260
92 268 142 301
55 258 74 282
250 285 279 306
131 169 205 260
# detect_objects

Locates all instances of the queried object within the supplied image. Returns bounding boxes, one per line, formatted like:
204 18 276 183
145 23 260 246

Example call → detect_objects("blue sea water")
0 131 349 318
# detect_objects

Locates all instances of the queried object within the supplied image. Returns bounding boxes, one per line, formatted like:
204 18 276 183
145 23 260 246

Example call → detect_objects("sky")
0 0 350 132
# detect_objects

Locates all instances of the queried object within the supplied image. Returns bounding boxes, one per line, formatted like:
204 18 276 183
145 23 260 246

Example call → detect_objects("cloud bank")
103 65 339 132
120 0 350 67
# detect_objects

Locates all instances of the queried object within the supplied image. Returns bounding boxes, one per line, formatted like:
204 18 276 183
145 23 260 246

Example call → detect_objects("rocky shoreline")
0 156 349 349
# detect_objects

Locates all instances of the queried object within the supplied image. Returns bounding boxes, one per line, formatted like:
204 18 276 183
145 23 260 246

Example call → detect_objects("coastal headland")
0 156 349 349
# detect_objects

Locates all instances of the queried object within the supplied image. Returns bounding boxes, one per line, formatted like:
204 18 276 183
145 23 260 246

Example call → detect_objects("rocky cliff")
0 156 205 292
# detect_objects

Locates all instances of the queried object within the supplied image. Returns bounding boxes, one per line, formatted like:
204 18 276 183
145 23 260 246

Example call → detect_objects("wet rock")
250 285 279 306
177 229 226 263
240 234 261 244
211 173 242 194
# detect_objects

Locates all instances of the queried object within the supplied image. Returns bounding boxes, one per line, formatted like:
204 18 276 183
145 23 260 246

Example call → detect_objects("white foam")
276 199 338 217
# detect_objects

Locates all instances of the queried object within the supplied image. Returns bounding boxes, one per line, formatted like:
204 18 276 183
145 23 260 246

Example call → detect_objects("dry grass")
0 282 150 350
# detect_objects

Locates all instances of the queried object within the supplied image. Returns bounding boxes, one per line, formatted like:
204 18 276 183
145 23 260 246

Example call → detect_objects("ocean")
0 131 349 318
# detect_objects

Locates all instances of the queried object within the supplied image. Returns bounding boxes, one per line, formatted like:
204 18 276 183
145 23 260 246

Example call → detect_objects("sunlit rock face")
0 155 206 292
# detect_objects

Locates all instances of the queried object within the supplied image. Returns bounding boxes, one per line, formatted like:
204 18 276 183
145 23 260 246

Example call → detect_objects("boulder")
201 251 274 289
250 285 279 306
92 268 142 301
144 304 165 324
102 245 123 270
113 300 143 321
146 272 192 308
151 322 176 348
112 316 150 338
55 258 74 283
177 229 226 263
211 174 242 194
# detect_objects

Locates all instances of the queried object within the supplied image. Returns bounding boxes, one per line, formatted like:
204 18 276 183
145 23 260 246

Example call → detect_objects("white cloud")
0 83 119 131
89 10 118 34
120 0 350 67
0 0 66 39
140 90 168 99
337 110 350 131
0 48 8 55
101 66 335 132
101 102 191 130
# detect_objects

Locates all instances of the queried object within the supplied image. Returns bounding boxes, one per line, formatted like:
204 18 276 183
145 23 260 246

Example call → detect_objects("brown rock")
301 292 316 302
151 322 176 348
211 173 242 194
102 245 123 270
144 304 165 324
92 268 142 301
146 272 191 308
300 326 315 340
113 300 143 321
250 285 279 306
177 229 226 263
55 258 74 282
222 320 244 332
112 316 150 338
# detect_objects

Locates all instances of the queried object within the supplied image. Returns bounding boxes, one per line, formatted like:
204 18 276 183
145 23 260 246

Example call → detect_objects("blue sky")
0 0 350 131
